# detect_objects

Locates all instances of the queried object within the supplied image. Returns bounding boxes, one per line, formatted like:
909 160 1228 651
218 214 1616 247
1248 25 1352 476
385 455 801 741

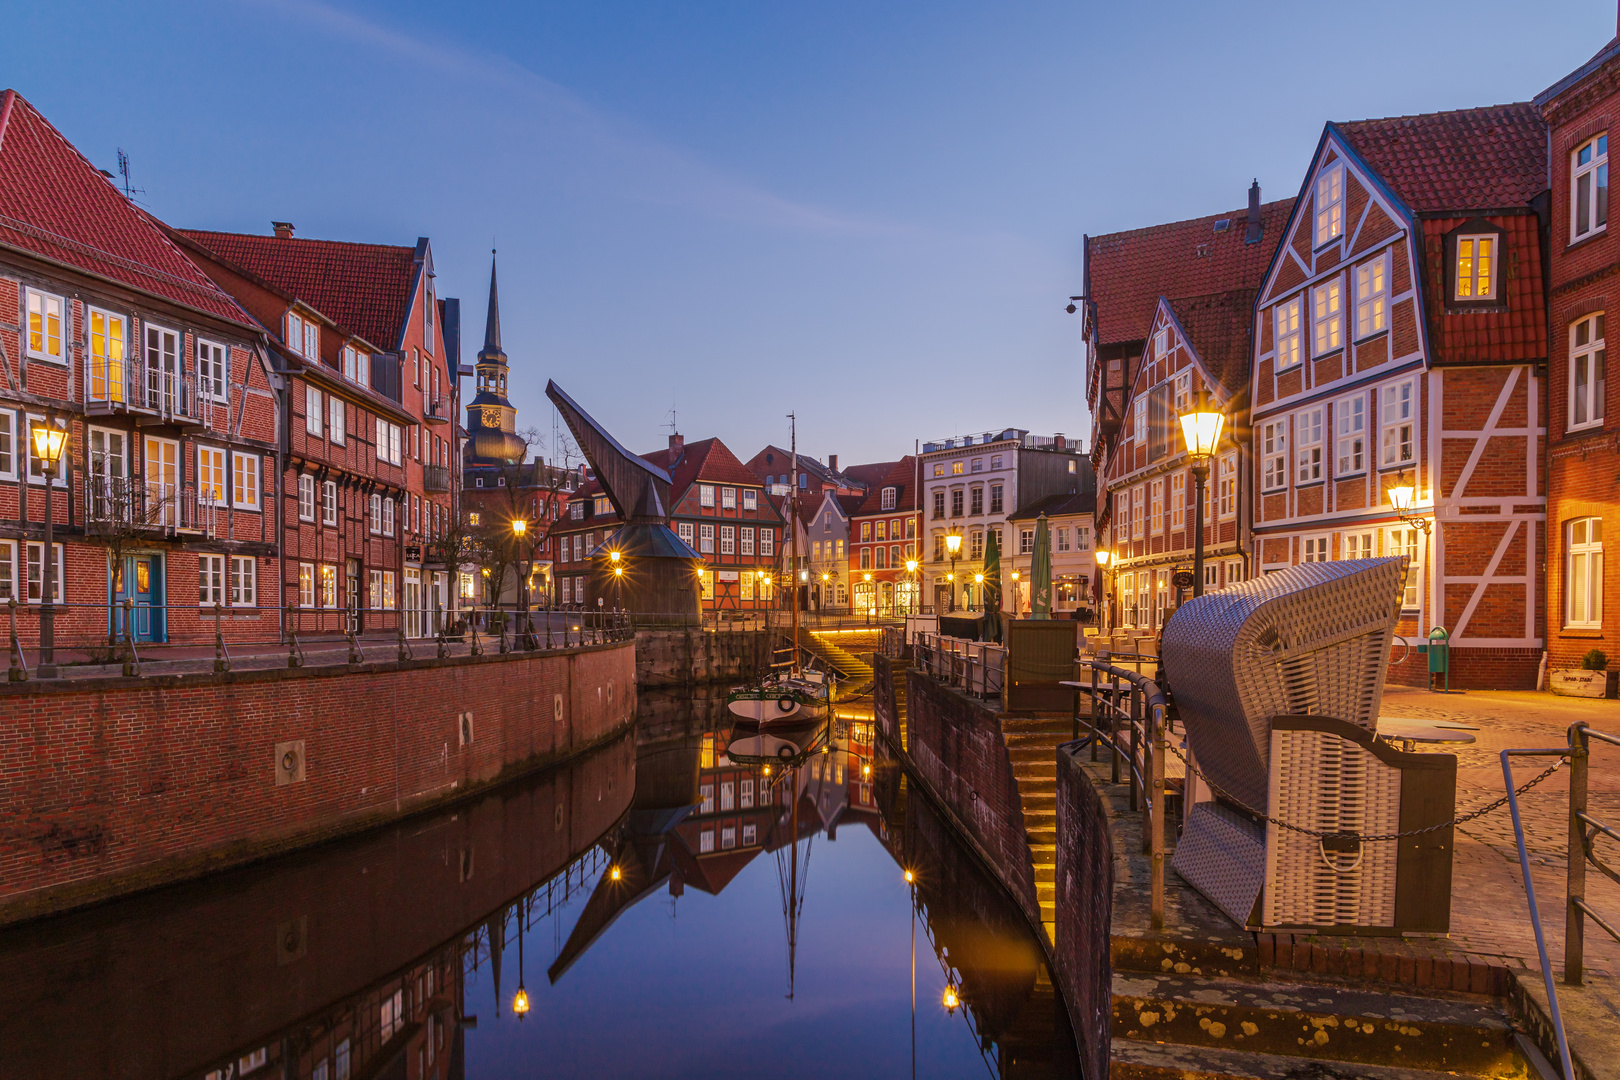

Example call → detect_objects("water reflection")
0 689 1074 1079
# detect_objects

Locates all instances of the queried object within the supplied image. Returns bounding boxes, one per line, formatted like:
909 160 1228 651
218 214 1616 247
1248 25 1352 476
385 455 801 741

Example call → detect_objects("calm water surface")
0 690 1074 1078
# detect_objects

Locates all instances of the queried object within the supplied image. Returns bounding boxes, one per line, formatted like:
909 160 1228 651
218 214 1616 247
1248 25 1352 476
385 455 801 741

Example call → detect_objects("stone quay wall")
1056 741 1115 1080
635 627 769 688
0 640 636 926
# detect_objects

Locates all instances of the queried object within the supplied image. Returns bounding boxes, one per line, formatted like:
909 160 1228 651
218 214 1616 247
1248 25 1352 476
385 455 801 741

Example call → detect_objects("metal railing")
914 631 1005 701
85 359 206 426
1502 721 1620 1079
84 477 215 536
422 465 450 492
1075 654 1169 929
423 395 451 424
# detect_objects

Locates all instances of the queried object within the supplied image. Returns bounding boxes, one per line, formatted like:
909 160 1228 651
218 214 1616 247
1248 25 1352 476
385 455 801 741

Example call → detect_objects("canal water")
0 690 1076 1079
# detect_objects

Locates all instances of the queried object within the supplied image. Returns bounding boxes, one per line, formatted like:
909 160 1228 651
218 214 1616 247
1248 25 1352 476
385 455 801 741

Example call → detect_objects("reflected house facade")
0 91 278 649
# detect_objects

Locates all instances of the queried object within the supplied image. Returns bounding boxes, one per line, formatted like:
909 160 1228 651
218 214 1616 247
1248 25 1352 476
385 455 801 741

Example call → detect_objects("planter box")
1549 668 1617 698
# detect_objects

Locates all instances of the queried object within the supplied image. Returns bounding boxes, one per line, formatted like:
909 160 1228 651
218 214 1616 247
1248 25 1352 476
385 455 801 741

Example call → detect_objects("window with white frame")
1296 407 1323 482
1115 493 1129 546
1567 517 1604 628
423 282 435 351
699 485 715 507
881 486 896 510
1389 526 1422 610
1339 531 1374 560
329 396 345 445
1171 474 1185 529
1203 563 1218 589
1355 253 1388 338
721 487 736 509
1132 486 1144 539
1335 395 1365 475
1275 298 1303 369
232 453 260 510
383 497 395 536
25 288 65 364
1573 133 1608 240
1571 313 1606 431
0 540 12 601
304 320 318 360
319 564 337 608
1133 396 1146 445
743 488 757 510
678 522 695 548
1217 453 1236 518
1174 370 1191 411
1120 572 1136 626
322 480 337 525
200 554 225 607
1056 526 1070 551
1380 379 1416 465
24 542 62 602
232 556 256 607
721 525 735 555
1455 234 1496 301
700 523 715 553
1313 279 1343 355
89 309 127 402
1302 535 1330 563
299 475 316 522
197 339 228 401
198 446 227 506
1150 479 1163 534
741 526 755 555
286 312 307 357
1153 326 1168 360
1315 165 1344 246
760 529 774 556
305 384 323 437
342 345 357 382
1261 419 1287 491
299 563 315 607
354 348 369 390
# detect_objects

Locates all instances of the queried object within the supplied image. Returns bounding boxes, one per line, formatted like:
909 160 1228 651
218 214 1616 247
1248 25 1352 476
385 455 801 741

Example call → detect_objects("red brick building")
847 455 922 616
179 224 460 639
1249 106 1548 687
1539 32 1620 675
0 90 278 651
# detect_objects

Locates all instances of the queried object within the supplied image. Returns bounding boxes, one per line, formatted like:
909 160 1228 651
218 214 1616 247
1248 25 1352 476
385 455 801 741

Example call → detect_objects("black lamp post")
31 416 67 678
1178 389 1225 598
944 529 962 613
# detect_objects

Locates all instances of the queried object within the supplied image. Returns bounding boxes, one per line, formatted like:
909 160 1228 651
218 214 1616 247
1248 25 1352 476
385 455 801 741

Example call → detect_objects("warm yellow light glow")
974 573 984 585
799 570 808 582
944 532 962 556
942 986 960 1011
862 763 871 777
947 573 954 582
614 567 623 577
864 572 872 582
905 559 918 573
1011 570 1020 580
482 568 491 577
763 765 772 776
610 865 622 882
1094 550 1111 567
609 550 621 563
1179 390 1225 459
822 572 830 581
511 518 528 537
512 987 531 1016
30 422 66 468
762 576 772 586
904 869 915 884
1388 484 1416 512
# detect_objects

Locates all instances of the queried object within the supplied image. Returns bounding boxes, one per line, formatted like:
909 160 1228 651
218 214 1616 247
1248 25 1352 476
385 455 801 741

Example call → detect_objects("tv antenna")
114 149 145 202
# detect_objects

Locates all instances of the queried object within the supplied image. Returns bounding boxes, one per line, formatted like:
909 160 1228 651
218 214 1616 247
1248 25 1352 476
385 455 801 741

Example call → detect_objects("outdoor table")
1375 716 1478 753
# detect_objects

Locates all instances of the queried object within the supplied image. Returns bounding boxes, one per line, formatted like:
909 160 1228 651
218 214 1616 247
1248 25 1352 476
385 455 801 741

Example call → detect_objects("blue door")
113 554 165 643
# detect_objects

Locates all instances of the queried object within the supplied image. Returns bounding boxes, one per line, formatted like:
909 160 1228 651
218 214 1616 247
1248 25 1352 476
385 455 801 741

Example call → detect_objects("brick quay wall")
0 640 636 926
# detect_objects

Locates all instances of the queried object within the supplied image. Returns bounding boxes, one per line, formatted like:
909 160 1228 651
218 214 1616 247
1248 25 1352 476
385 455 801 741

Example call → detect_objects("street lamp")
905 558 918 616
1387 472 1432 534
511 517 532 645
31 416 67 678
1178 389 1225 598
1094 549 1111 632
973 572 985 613
863 571 873 624
944 530 962 612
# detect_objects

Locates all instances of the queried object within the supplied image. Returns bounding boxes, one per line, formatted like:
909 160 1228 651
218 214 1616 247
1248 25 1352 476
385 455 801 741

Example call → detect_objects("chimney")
1053 433 1066 450
828 454 838 473
272 221 295 239
668 432 684 455
1244 181 1262 244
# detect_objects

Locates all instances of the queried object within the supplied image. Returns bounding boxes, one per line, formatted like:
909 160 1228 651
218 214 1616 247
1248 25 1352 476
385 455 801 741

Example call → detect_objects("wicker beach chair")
1160 558 1455 933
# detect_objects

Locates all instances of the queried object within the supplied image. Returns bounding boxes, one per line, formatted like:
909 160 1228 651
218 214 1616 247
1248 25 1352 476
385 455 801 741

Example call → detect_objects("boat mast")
788 412 800 676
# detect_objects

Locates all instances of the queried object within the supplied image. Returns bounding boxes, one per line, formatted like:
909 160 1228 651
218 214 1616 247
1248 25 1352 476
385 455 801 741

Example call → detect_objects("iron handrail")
914 632 1006 701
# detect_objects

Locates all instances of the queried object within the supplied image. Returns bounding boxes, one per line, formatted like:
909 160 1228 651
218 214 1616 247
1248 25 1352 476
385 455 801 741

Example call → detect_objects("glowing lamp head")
512 986 531 1017
1388 483 1417 512
763 765 772 776
942 986 960 1011
482 567 491 577
1011 570 1020 581
862 762 871 777
904 869 915 884
510 517 528 538
610 865 622 882
762 575 771 586
905 559 918 573
822 572 830 581
799 569 808 582
864 572 872 582
1178 389 1225 460
944 532 962 556
609 550 621 564
30 421 66 469
614 566 623 577
974 573 984 585
1094 550 1111 568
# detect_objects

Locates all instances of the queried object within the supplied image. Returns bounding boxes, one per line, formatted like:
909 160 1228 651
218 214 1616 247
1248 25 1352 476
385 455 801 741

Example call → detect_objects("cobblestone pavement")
1380 686 1620 977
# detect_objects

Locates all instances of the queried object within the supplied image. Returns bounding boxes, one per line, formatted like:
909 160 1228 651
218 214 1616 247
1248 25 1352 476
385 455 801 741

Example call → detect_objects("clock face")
483 406 504 427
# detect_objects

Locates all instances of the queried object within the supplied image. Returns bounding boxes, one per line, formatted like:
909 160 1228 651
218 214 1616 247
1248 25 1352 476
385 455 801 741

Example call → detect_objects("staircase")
1002 714 1072 945
792 627 876 688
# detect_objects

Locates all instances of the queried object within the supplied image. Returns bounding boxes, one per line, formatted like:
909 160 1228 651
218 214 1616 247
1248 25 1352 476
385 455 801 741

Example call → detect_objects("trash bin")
1427 625 1449 692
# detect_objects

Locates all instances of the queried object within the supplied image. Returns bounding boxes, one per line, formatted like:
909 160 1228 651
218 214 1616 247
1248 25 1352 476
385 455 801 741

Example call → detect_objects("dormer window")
1315 165 1344 247
881 486 897 510
1455 235 1496 301
423 282 435 353
1574 133 1608 240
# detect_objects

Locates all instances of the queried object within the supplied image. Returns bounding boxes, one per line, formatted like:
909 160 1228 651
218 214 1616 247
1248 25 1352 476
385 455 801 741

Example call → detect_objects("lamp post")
1388 471 1432 614
905 558 918 617
944 529 962 613
31 416 67 678
511 516 530 645
973 572 984 613
1094 549 1111 632
863 571 873 625
1010 569 1020 615
609 549 624 613
1178 389 1225 598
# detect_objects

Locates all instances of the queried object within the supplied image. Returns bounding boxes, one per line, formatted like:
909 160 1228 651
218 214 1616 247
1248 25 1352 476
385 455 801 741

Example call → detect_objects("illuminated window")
89 309 127 402
1150 478 1163 533
25 288 65 363
1261 420 1287 491
233 452 260 510
1312 279 1342 355
1571 314 1606 431
1355 253 1388 338
1315 165 1344 246
1380 379 1416 465
1573 133 1608 240
198 445 227 506
952 460 964 475
1455 235 1495 300
1296 407 1323 483
1567 517 1604 628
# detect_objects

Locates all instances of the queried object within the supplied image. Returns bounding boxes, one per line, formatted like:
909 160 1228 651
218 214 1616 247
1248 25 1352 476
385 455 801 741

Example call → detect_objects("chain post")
7 598 26 681
287 629 303 668
1151 701 1166 930
1567 723 1590 986
1088 659 1098 761
397 624 410 662
1130 684 1141 815
213 602 230 673
122 599 140 676
348 624 364 666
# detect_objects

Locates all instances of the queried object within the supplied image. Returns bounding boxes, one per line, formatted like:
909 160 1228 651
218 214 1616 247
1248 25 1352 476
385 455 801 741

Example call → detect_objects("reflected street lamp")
944 530 963 613
31 416 67 678
1178 390 1225 598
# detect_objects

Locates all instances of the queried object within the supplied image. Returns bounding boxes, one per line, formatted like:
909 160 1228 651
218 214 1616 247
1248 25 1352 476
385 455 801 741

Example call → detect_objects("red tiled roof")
840 460 899 489
1334 104 1547 214
1423 214 1547 363
0 91 250 327
1086 197 1294 348
852 456 919 516
1165 289 1258 398
177 227 418 349
835 493 867 518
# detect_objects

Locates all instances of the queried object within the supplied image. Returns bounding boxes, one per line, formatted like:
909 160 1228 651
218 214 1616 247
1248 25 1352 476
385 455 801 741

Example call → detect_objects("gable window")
1354 254 1388 338
1455 235 1496 301
25 288 65 364
1153 326 1168 359
1315 165 1344 246
1571 314 1606 431
1574 133 1609 240
721 487 737 509
881 486 896 510
197 339 228 402
1567 517 1604 628
231 452 260 510
89 309 127 402
1174 371 1191 411
354 348 369 389
1380 379 1416 465
1261 419 1287 491
1335 394 1366 475
305 384 323 437
743 489 757 510
1274 298 1302 369
1312 279 1343 355
699 484 715 508
423 283 435 352
342 345 357 382
299 475 316 522
1133 396 1146 444
286 312 306 356
1297 406 1324 482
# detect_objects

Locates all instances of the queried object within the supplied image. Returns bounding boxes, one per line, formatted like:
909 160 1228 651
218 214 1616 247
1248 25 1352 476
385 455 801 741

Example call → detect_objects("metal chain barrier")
1158 738 1565 842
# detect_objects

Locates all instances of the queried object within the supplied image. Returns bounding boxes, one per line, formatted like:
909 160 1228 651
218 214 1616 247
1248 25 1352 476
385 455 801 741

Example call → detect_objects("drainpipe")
261 336 288 644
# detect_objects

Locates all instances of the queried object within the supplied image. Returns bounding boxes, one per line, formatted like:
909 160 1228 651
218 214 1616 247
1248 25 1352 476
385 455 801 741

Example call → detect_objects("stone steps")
1109 1038 1514 1080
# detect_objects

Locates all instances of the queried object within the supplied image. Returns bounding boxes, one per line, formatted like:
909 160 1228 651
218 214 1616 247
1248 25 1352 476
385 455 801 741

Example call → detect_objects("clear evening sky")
4 2 1612 467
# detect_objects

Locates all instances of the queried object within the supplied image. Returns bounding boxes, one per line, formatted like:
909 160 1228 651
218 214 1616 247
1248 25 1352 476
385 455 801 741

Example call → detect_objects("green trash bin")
1427 626 1449 691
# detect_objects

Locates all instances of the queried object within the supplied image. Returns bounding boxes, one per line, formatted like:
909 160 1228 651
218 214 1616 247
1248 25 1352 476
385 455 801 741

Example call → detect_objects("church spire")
480 250 505 363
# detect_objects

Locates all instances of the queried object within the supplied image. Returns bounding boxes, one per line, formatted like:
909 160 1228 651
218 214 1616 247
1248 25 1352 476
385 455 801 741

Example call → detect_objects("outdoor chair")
1160 559 1455 933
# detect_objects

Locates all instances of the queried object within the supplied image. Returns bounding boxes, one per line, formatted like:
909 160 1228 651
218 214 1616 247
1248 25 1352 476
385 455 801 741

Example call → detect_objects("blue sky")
4 1 1614 465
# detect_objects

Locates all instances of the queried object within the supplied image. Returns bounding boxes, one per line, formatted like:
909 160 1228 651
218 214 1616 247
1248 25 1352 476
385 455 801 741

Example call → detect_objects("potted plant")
1550 648 1618 698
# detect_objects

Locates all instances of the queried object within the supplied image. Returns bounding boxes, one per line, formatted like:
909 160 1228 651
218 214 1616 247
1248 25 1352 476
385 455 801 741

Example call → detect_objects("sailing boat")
727 414 831 755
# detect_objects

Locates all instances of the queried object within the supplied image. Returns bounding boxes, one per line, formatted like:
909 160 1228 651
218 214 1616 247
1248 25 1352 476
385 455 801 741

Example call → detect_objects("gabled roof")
1085 196 1294 348
1164 289 1258 399
1333 104 1546 214
1008 491 1095 522
178 227 418 349
0 91 251 327
644 437 765 502
1536 37 1620 108
839 460 899 489
852 456 918 516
